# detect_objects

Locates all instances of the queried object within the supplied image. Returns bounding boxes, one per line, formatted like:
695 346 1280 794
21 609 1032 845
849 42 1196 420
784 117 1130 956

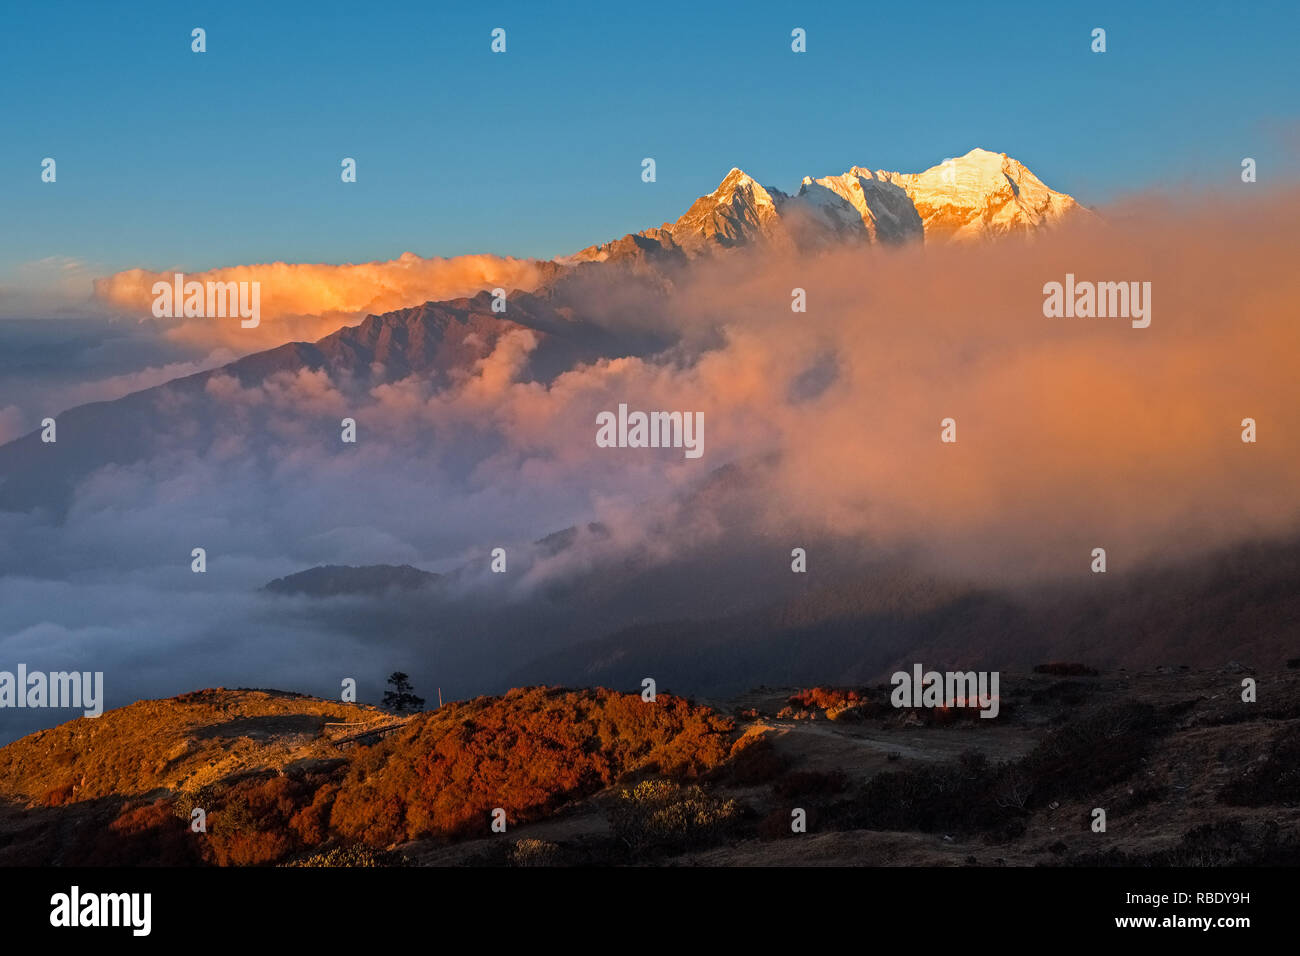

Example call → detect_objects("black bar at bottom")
0 865 1280 943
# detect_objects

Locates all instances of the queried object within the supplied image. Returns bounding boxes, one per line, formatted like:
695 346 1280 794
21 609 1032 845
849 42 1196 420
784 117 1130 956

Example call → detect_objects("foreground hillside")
0 686 733 865
0 668 1296 866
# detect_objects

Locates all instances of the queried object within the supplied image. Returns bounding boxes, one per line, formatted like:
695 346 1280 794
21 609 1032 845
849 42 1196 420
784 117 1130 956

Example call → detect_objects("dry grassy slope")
0 688 385 805
679 668 1300 865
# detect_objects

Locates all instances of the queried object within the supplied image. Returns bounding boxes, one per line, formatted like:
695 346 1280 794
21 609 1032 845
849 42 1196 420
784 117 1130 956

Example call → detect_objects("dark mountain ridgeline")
508 534 1300 696
263 564 441 597
0 290 671 517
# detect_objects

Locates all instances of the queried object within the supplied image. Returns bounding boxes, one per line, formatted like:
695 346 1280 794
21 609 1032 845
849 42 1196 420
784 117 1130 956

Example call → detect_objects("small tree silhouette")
382 672 425 713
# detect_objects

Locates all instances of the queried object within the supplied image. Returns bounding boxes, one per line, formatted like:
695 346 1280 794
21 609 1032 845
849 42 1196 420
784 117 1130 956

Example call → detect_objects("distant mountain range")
18 147 1267 707
0 290 669 515
568 148 1087 263
263 564 440 597
261 505 1300 697
0 148 1086 515
507 533 1300 696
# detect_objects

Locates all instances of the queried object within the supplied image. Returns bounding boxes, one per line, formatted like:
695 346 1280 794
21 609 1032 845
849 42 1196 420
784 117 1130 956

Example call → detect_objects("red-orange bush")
719 732 789 786
202 773 336 866
788 687 862 711
43 781 75 807
330 687 734 845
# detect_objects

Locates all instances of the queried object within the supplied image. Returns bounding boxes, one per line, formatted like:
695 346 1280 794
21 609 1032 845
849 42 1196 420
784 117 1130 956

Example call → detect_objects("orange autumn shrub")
787 687 862 711
330 687 734 845
202 772 342 866
43 781 76 807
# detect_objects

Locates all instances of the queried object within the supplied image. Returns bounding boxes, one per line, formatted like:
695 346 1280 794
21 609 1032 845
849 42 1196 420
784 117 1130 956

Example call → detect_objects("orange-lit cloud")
58 187 1300 584
325 186 1299 582
92 251 547 350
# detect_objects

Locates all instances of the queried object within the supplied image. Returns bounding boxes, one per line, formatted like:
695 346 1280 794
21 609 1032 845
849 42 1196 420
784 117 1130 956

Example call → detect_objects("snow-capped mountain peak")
570 149 1087 263
880 148 1084 240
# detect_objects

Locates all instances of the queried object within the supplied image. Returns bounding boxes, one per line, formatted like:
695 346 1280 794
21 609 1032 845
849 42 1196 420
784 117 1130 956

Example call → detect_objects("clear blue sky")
2 0 1297 278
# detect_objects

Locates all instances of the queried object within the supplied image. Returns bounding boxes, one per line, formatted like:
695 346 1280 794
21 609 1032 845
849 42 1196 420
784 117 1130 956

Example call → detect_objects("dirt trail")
754 717 1038 772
